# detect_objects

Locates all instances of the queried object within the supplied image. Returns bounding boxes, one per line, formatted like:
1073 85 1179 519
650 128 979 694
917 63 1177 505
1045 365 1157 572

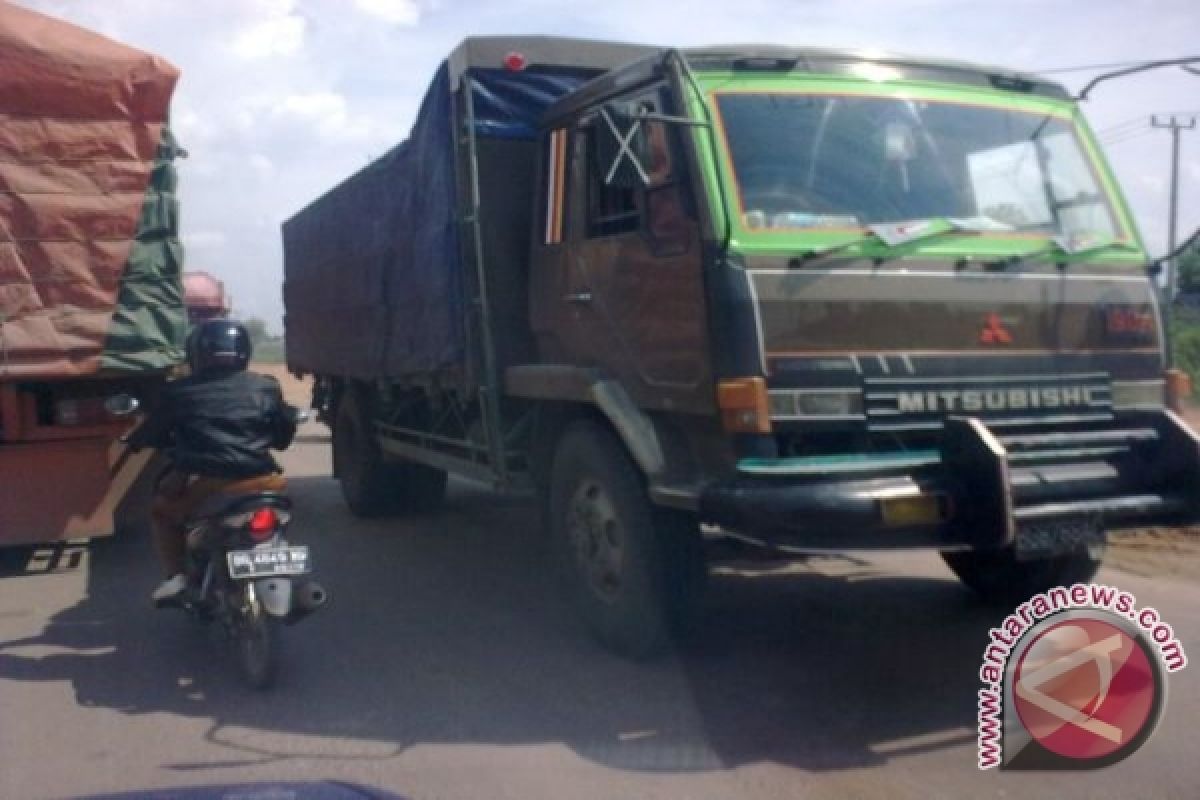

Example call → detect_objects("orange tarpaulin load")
0 1 183 378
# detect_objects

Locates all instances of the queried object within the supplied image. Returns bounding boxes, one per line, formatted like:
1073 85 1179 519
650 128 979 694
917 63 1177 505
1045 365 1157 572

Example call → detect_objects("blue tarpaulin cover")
282 64 591 380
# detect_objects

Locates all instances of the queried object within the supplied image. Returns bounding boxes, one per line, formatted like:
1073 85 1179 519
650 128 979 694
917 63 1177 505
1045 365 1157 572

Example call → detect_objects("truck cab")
514 46 1199 629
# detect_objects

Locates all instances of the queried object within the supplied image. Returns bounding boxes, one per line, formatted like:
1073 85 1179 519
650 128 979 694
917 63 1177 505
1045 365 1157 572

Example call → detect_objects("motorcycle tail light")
247 508 278 540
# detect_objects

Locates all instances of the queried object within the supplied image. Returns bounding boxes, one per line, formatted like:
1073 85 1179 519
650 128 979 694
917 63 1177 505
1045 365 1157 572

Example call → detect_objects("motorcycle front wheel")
235 585 279 690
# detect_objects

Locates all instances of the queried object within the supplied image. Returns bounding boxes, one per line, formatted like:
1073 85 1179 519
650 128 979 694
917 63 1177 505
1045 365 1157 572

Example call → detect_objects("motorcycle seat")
185 491 293 526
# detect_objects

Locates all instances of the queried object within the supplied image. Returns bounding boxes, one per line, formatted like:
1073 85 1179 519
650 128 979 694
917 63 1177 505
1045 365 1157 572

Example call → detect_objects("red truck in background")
0 4 187 546
184 271 230 325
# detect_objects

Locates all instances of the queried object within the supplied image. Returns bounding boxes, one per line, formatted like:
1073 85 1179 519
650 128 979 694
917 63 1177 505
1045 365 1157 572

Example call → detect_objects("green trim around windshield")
685 70 1147 264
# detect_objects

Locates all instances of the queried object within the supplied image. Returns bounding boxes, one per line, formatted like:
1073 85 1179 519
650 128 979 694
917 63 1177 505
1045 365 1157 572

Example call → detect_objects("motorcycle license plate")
1015 516 1103 561
227 546 310 579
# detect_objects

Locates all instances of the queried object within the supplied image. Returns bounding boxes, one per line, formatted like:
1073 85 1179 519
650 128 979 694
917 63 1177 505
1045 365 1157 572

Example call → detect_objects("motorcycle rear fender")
254 577 293 617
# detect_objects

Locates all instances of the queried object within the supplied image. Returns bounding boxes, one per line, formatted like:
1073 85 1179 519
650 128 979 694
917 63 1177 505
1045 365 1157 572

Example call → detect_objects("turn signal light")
1165 369 1191 413
880 493 950 527
247 507 278 539
718 377 772 434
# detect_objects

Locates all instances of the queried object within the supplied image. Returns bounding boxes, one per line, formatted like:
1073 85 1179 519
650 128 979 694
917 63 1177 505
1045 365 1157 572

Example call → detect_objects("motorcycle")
109 394 328 689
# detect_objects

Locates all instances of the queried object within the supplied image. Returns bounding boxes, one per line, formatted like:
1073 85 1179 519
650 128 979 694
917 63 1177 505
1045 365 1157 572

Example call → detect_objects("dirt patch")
1108 527 1200 582
251 362 312 408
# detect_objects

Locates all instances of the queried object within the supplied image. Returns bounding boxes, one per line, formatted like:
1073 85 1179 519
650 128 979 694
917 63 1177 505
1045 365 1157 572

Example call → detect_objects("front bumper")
698 410 1200 551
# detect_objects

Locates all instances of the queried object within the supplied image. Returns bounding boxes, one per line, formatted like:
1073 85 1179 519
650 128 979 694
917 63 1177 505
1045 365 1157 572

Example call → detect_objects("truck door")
558 86 711 412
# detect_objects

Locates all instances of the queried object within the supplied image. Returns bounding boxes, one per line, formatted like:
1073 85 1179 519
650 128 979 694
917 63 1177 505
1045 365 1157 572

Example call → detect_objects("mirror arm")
1076 56 1200 100
632 109 711 128
1146 226 1200 275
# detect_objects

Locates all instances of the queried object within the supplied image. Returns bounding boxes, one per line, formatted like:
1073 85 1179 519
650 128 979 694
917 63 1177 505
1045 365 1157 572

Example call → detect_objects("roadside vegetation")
241 317 286 363
1171 243 1200 384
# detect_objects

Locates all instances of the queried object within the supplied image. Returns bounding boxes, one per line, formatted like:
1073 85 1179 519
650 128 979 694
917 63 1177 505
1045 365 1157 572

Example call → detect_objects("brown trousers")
151 470 287 577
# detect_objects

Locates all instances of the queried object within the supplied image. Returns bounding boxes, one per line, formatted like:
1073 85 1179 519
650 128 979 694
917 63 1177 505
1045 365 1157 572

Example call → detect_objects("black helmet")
187 318 252 374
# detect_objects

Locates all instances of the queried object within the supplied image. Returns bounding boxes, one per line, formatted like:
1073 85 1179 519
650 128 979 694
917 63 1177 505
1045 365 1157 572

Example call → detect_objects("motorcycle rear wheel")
236 588 279 690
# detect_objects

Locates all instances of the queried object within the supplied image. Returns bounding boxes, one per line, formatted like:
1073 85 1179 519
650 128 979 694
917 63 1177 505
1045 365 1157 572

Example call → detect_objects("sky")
18 0 1200 332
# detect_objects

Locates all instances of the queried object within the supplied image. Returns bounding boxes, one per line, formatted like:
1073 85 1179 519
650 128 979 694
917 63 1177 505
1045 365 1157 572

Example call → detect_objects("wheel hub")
567 479 624 603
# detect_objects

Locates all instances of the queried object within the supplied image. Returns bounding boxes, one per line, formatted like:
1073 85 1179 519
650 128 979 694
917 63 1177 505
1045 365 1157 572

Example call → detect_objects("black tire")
237 596 279 690
549 421 676 659
333 389 448 517
942 541 1104 606
333 388 395 517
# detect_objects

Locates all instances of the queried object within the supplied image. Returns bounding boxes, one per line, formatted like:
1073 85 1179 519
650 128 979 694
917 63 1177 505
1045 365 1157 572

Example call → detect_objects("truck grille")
864 372 1112 432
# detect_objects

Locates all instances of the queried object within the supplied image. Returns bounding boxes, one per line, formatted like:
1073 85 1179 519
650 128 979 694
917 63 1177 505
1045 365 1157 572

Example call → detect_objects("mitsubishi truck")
0 4 185 546
283 37 1200 656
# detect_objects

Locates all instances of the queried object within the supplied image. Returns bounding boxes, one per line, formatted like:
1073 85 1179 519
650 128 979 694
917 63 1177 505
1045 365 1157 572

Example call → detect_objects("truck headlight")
769 389 863 420
1111 379 1166 411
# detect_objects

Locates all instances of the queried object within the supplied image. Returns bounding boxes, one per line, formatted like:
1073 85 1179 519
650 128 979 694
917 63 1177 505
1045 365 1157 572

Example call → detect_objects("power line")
1101 129 1155 147
1096 112 1200 143
1101 127 1151 143
1036 58 1200 75
1036 59 1156 75
1097 117 1146 137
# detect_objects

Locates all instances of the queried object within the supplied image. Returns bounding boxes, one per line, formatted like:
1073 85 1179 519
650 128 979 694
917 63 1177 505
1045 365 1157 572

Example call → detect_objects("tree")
1177 243 1200 294
242 317 271 347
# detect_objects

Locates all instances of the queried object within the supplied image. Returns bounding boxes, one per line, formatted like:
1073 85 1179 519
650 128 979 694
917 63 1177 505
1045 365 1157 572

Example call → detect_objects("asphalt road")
2 426 1198 799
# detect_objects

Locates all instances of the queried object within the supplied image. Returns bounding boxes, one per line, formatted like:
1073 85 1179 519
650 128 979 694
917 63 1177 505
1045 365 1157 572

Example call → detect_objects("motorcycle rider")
127 319 298 603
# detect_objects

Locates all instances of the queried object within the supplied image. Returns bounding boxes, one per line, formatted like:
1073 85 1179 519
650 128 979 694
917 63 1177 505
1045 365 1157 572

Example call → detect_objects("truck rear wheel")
549 422 675 659
333 389 394 517
333 390 448 517
941 542 1104 606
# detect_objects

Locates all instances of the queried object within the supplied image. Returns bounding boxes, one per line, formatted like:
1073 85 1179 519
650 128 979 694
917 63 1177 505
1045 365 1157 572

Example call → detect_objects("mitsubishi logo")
980 313 1013 345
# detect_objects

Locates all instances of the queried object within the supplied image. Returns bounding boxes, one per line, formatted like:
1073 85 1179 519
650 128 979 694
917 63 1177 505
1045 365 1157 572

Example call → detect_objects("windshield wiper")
986 234 1141 270
790 217 1000 267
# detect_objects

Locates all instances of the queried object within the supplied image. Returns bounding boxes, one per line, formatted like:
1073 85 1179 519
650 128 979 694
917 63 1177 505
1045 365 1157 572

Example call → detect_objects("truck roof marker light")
718 377 772 434
990 74 1035 92
504 51 527 72
731 56 796 72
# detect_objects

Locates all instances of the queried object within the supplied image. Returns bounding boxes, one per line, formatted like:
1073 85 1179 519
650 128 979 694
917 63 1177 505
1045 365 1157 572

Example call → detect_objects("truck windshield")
712 91 1124 245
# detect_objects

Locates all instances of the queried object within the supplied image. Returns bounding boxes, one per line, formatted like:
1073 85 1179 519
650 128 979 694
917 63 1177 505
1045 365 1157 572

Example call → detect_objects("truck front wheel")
549 422 674 659
941 542 1104 606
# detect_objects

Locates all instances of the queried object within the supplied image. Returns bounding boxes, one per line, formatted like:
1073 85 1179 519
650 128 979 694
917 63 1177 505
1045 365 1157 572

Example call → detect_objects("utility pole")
1151 114 1197 300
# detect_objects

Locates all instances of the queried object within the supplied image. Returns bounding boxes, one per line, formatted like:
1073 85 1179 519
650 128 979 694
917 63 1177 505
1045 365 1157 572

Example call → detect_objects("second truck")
0 4 185 547
284 37 1200 656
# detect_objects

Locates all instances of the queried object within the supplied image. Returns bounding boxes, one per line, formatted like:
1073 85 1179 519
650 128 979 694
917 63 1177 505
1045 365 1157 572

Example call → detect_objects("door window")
584 88 676 238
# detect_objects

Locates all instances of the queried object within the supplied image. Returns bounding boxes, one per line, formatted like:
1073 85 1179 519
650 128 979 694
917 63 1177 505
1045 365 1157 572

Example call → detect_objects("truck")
0 4 185 546
283 36 1200 657
184 271 230 325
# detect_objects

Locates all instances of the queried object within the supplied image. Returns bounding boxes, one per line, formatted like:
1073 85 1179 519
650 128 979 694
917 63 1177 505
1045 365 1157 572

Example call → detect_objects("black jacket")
129 369 297 478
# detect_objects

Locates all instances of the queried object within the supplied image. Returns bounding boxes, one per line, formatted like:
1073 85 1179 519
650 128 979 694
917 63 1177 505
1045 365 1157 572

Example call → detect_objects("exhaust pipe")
285 580 328 625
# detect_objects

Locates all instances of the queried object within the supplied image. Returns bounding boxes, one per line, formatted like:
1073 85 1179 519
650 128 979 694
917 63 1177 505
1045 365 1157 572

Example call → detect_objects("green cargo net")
101 127 187 372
